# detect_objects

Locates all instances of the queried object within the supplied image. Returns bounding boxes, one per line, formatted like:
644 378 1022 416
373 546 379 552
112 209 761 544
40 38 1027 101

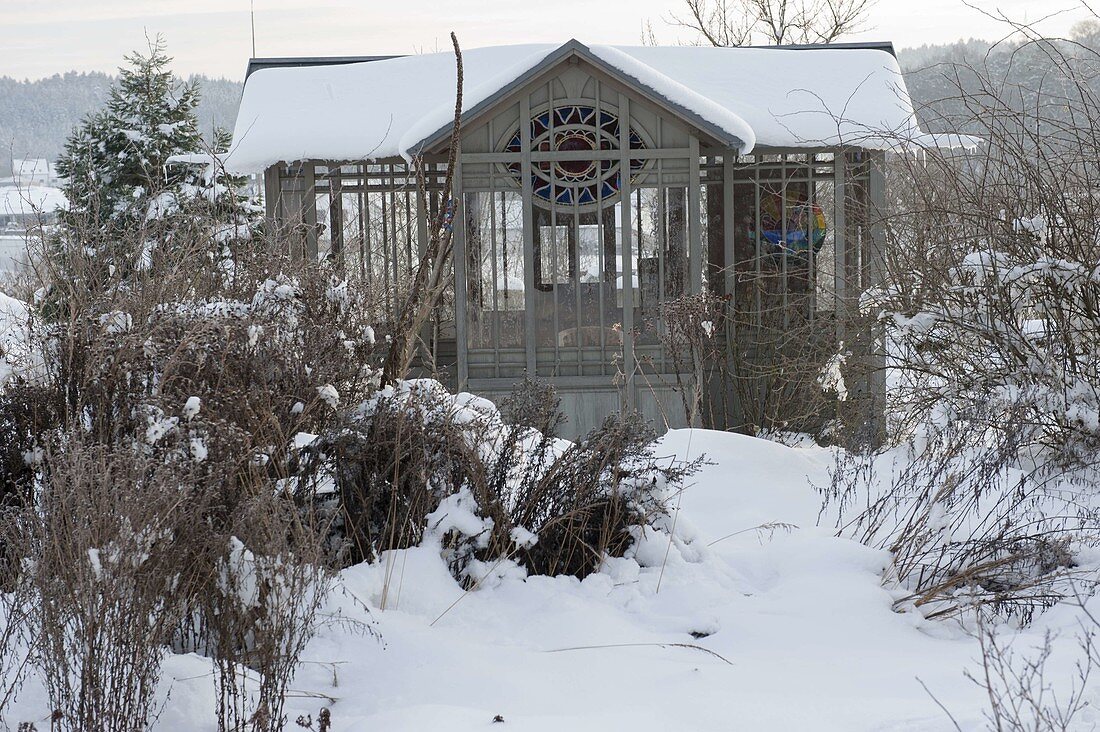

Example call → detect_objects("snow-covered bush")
16 443 200 732
828 34 1100 622
0 198 381 728
485 381 702 578
877 232 1100 466
317 378 702 582
203 517 331 732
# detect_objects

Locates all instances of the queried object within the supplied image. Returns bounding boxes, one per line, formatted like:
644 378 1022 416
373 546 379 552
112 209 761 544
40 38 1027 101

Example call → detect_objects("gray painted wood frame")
833 150 848 344
453 149 470 390
618 92 636 410
688 137 702 296
866 149 888 435
257 112 888 437
519 95 538 377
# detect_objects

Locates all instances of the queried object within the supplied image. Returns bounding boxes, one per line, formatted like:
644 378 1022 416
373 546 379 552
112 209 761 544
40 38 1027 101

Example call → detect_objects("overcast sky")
1 0 1090 81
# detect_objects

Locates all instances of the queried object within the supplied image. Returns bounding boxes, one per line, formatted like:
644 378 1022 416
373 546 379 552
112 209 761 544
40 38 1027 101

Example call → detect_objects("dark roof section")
245 55 403 79
743 40 896 57
243 40 897 80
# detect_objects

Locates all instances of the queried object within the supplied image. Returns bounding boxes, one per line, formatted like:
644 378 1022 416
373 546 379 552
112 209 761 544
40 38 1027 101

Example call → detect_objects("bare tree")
381 32 463 384
667 0 875 47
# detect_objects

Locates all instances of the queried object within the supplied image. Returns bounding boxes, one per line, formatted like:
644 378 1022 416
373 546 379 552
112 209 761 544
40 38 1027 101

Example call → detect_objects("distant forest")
0 72 242 178
1 33 1094 178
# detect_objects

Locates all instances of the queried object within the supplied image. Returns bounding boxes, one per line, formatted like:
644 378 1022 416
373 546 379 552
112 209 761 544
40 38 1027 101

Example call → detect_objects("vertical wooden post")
618 93 635 412
519 97 537 378
706 157 725 296
263 166 280 223
832 151 847 345
453 152 470 391
721 152 738 430
414 173 432 369
302 162 318 260
281 162 308 260
866 149 887 440
328 172 344 268
686 137 704 426
722 156 736 302
358 164 368 282
416 170 429 259
687 136 702 295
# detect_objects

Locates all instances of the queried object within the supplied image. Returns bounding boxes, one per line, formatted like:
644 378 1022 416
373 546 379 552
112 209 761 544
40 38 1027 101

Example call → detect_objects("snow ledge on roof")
221 41 939 174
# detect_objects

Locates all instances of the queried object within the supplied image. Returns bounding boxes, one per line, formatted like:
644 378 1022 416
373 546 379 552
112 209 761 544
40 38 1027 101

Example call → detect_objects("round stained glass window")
501 104 648 208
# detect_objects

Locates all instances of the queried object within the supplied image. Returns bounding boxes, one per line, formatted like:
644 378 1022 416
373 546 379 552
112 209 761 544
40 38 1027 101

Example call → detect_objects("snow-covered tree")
52 37 259 293
57 37 202 234
181 127 266 282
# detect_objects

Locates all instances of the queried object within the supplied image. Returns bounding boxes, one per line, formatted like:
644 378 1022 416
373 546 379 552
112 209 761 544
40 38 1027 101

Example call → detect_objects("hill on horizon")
0 71 242 179
1 34 1089 178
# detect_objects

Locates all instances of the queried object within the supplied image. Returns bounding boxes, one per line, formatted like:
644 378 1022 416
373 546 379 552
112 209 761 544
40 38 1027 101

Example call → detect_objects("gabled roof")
413 40 753 155
223 40 929 173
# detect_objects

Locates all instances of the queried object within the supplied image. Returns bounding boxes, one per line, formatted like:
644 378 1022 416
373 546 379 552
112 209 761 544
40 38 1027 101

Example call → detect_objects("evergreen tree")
176 126 265 283
57 37 203 237
50 37 260 305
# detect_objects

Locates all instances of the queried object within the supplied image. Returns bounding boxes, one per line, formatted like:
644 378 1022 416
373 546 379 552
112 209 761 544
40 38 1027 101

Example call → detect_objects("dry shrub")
0 512 33 722
483 382 701 578
870 36 1100 463
508 411 693 578
0 211 380 730
657 292 843 439
822 21 1100 624
967 623 1095 731
324 381 480 567
922 608 1098 732
202 495 331 732
324 378 702 582
0 388 43 506
826 413 1090 623
23 442 198 732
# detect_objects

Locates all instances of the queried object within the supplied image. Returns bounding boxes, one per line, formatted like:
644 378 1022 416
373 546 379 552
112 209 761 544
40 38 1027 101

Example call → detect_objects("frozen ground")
5 429 1098 730
0 236 28 272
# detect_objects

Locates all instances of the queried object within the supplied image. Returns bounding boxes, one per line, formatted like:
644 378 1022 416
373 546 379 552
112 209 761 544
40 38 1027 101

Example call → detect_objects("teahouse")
222 40 943 436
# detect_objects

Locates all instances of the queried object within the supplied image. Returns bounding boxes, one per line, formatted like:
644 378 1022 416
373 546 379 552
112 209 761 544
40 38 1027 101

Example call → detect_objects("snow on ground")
0 292 31 388
272 430 1089 731
5 429 1097 730
0 235 29 272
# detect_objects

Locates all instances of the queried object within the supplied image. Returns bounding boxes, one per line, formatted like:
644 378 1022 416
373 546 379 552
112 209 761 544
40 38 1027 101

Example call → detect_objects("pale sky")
0 0 1090 81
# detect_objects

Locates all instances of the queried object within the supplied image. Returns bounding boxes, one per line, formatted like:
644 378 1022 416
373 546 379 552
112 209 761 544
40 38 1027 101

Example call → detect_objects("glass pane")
531 203 623 376
466 191 525 351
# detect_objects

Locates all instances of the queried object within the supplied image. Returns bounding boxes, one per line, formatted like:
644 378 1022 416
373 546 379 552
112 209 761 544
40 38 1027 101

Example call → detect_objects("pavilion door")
530 203 624 379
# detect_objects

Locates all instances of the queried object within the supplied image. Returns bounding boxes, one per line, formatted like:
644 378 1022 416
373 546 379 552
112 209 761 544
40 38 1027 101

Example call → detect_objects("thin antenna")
250 0 257 58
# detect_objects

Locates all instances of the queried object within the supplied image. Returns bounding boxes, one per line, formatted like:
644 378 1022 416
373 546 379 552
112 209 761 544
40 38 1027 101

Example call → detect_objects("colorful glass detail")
502 105 647 208
748 189 828 257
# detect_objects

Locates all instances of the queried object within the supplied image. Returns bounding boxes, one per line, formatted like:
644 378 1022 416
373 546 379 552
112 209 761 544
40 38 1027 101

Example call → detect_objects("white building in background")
0 173 68 272
11 158 61 187
0 186 67 230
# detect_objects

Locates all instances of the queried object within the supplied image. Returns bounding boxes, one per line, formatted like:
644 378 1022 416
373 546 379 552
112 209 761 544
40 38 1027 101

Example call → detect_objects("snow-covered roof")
224 40 934 174
0 185 67 218
13 158 55 176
